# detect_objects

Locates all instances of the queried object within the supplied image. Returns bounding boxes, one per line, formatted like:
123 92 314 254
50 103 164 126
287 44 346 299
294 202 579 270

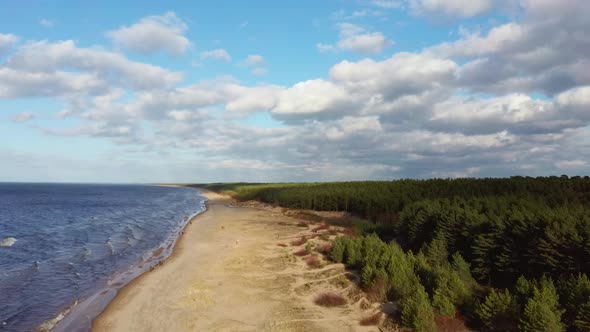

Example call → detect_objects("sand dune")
93 190 388 331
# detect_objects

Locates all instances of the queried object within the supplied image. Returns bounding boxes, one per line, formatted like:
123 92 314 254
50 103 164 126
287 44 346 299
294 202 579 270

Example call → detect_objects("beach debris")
0 237 16 247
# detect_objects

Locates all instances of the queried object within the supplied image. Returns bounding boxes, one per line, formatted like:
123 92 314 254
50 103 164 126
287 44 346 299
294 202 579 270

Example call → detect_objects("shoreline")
42 188 209 332
91 189 383 331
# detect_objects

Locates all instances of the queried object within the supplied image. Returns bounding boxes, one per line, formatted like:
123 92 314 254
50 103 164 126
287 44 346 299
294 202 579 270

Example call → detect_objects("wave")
48 200 207 332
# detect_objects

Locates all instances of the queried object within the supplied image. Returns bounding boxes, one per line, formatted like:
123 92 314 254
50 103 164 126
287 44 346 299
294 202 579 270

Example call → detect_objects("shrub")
359 312 382 326
314 292 347 307
296 221 308 227
294 249 310 256
291 236 308 246
277 243 288 247
316 243 332 255
306 255 322 268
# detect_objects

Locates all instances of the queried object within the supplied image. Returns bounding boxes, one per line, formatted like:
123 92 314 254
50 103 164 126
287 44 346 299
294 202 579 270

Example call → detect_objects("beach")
92 190 384 331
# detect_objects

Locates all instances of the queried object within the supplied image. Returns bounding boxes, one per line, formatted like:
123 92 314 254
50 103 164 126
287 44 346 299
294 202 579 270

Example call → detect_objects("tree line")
195 176 590 330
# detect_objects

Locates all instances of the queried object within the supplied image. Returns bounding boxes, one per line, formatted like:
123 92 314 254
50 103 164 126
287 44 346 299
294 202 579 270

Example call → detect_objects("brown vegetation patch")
306 255 322 269
291 236 308 246
359 312 382 326
296 221 309 228
316 243 333 255
435 315 469 332
277 243 288 247
294 249 310 256
314 292 347 307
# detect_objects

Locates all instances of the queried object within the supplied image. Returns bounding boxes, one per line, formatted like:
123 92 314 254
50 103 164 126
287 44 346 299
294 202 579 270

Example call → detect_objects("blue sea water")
0 183 206 332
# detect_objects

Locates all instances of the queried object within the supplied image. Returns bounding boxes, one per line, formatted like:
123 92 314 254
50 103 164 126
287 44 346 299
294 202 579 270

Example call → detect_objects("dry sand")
93 190 391 332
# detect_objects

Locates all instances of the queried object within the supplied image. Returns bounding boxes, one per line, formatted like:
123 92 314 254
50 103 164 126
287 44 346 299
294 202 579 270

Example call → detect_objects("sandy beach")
92 190 385 331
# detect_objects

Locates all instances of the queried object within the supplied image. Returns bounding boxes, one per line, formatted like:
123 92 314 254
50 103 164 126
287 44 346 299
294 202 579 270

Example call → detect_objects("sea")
0 183 206 332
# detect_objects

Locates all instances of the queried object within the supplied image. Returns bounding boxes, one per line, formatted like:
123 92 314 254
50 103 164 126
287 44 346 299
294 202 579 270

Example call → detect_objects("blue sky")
1 0 589 183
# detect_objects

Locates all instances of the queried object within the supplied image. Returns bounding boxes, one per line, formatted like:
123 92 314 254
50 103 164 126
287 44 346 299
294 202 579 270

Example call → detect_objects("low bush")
314 292 347 307
291 236 308 246
294 248 310 256
306 255 322 268
359 312 382 326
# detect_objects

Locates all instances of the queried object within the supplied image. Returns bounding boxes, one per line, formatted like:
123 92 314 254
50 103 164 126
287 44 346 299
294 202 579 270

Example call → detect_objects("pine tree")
433 288 456 316
401 285 436 332
519 280 565 332
476 289 518 331
331 238 344 263
573 301 590 331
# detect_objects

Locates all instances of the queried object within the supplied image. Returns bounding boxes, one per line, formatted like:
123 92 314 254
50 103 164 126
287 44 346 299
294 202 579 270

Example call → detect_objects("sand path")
92 190 382 332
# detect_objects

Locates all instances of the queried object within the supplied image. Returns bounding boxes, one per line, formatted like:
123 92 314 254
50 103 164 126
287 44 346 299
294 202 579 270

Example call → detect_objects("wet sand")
93 190 384 331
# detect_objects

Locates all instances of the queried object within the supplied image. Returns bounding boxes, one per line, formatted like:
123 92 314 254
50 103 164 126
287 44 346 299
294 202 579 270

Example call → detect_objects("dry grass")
305 255 322 268
314 292 347 307
296 221 309 228
294 249 310 256
290 236 308 246
359 312 382 326
277 243 288 247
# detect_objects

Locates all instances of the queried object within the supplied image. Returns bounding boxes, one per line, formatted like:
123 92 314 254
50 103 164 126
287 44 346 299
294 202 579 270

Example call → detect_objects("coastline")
42 187 208 332
92 190 384 331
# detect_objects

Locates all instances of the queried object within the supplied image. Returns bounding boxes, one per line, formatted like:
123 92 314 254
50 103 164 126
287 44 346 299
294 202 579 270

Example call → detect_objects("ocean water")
0 183 206 331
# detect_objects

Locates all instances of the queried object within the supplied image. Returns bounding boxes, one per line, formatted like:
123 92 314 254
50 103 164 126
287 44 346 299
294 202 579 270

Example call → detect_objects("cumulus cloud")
107 12 190 55
0 40 181 98
3 0 590 181
408 0 494 18
244 54 265 66
428 0 590 96
0 33 18 54
200 49 232 62
318 23 392 54
242 54 268 75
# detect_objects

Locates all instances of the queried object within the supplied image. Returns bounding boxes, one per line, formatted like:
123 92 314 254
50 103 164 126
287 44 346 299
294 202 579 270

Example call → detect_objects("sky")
1 0 589 183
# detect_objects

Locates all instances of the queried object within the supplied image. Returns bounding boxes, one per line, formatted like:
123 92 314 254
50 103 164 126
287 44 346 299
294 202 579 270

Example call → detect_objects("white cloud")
2 40 182 98
242 54 267 75
318 23 392 54
11 112 34 123
200 49 232 62
408 0 493 18
39 19 55 27
272 79 351 118
316 43 336 53
0 33 18 54
107 12 190 55
244 54 265 66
